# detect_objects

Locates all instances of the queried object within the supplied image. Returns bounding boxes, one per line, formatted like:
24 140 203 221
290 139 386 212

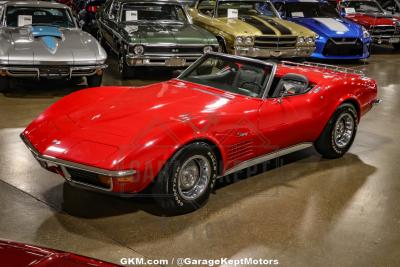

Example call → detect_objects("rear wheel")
314 103 358 159
0 77 10 93
86 75 103 87
152 142 218 214
119 53 135 79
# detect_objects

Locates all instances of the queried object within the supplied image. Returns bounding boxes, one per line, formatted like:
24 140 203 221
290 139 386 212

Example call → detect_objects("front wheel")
0 76 10 93
314 103 358 159
119 53 135 79
152 142 218 215
86 75 103 87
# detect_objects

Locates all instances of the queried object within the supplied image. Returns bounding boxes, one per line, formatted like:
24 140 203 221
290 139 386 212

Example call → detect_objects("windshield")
6 6 75 28
179 54 273 98
121 4 188 23
282 2 340 18
216 1 277 17
341 1 385 14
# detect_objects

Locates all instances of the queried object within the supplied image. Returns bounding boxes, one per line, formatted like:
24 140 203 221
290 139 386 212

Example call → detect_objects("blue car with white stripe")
271 0 371 60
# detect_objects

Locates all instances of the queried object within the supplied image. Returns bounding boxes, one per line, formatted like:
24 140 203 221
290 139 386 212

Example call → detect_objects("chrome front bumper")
126 54 201 67
234 46 316 58
0 64 108 79
371 35 400 44
20 133 135 193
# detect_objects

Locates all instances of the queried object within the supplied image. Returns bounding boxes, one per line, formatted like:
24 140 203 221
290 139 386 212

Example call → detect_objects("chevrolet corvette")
21 53 379 213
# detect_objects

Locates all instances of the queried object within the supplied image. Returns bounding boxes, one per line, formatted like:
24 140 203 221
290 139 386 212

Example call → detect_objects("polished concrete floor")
0 46 399 267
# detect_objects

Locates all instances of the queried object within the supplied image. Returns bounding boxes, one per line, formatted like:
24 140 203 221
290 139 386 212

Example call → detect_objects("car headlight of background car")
130 45 144 55
297 36 315 46
235 36 254 46
203 46 213 53
362 26 370 39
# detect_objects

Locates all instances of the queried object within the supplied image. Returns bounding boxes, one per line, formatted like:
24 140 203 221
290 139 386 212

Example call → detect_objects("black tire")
118 52 135 79
393 43 400 51
315 103 358 159
152 142 218 215
0 77 10 93
86 75 103 87
217 37 227 53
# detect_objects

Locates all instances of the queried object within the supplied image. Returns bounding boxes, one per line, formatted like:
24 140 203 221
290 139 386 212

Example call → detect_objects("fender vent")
227 140 255 162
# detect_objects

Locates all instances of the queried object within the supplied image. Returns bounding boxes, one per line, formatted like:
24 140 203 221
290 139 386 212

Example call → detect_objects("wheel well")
342 99 361 119
182 139 224 176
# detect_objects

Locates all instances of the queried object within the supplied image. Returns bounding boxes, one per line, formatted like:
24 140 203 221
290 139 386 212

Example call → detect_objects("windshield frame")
3 5 77 28
119 2 190 24
341 0 386 14
178 52 277 99
215 0 279 18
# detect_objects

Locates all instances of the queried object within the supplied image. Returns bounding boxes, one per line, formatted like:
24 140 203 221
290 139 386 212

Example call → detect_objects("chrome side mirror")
278 87 290 104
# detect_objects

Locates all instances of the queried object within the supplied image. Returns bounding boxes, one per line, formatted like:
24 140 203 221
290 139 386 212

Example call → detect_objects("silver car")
0 1 107 91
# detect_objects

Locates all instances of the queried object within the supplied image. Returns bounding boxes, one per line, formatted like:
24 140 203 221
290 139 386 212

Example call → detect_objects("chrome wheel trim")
177 155 211 201
334 113 355 149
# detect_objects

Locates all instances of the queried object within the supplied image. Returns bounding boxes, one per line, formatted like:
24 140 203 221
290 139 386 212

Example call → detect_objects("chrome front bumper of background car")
234 46 316 58
371 35 400 44
0 64 108 79
20 133 136 194
126 54 201 67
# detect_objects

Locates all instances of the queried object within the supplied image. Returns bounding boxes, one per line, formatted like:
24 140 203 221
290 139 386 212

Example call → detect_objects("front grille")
322 38 363 56
331 38 358 44
66 168 110 189
39 66 70 76
144 46 205 54
370 25 397 35
254 36 297 48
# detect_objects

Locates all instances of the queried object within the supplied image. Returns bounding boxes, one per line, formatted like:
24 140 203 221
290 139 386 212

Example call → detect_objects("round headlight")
236 36 243 45
298 37 305 44
203 46 213 53
133 45 144 55
245 36 253 45
306 37 314 43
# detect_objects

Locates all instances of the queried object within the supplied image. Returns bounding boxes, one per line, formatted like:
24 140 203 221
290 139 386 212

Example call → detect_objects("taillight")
86 5 98 13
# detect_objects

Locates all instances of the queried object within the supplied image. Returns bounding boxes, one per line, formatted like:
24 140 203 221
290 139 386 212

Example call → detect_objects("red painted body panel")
0 240 118 267
344 13 400 27
23 63 378 194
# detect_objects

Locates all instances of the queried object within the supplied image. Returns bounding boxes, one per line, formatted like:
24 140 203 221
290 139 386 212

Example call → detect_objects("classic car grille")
39 66 70 76
66 168 110 189
370 25 397 35
254 36 297 48
322 38 364 56
143 46 205 55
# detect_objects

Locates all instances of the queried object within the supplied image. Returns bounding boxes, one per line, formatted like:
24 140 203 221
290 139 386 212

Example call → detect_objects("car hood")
291 17 362 37
121 22 217 45
345 13 399 27
0 26 106 65
24 80 246 167
209 16 314 36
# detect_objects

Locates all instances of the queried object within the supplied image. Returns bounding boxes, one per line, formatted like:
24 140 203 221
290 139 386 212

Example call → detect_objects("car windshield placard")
122 4 188 23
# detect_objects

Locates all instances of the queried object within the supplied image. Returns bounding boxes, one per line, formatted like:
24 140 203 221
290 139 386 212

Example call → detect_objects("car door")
257 76 316 153
100 0 120 51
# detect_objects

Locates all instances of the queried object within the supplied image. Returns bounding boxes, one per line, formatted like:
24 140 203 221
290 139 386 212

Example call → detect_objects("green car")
97 0 219 78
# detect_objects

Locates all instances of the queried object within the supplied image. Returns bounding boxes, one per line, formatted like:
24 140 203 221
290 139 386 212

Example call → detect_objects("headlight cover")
297 36 305 44
236 36 254 46
306 37 314 44
133 45 144 55
362 26 370 38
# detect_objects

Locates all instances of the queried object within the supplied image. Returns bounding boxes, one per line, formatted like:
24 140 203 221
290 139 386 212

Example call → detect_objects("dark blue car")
271 0 371 60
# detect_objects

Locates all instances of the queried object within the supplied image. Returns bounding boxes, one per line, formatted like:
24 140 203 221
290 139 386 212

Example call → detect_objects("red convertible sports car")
21 53 379 213
0 240 118 266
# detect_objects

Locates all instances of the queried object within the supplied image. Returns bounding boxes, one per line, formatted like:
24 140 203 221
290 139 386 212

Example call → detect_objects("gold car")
189 0 317 58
